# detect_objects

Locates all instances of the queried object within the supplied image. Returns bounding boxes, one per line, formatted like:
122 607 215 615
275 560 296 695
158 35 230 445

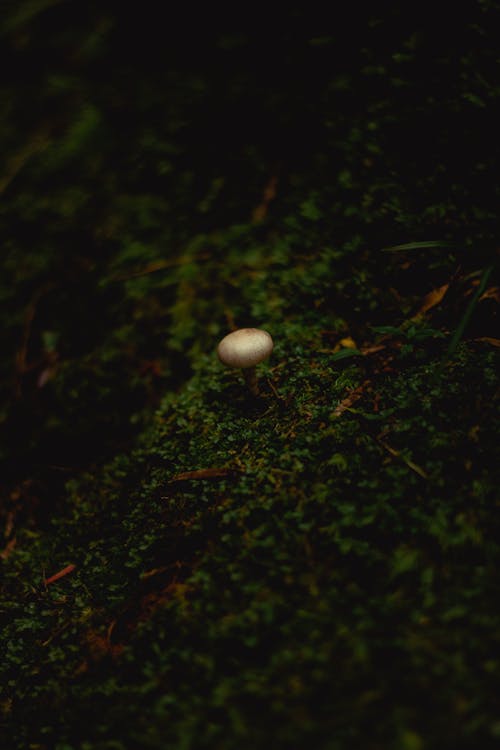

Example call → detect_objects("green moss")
2 339 499 748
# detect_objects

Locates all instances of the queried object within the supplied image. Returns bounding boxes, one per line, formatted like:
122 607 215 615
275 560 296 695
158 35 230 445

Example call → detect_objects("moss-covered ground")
1 5 499 749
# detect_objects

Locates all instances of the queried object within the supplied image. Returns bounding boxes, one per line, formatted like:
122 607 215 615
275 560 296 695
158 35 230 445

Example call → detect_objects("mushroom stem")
217 328 273 397
243 367 259 396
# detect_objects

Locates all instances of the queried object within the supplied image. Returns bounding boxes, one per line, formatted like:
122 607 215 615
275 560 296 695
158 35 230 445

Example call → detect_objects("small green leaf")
330 348 363 361
372 325 402 335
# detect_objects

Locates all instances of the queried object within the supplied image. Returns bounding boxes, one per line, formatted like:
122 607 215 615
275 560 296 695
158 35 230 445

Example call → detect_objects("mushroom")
217 328 273 396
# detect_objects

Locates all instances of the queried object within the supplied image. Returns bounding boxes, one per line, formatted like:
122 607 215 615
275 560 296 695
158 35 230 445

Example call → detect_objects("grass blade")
381 240 455 253
444 264 494 361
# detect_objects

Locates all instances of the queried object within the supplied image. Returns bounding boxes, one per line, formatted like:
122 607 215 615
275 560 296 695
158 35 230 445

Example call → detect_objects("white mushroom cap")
217 328 273 369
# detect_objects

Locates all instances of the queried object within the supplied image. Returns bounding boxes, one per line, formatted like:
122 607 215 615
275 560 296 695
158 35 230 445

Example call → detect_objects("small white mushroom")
217 328 274 395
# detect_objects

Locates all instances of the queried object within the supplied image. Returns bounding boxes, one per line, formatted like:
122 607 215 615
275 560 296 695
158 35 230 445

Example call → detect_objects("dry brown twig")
169 467 240 482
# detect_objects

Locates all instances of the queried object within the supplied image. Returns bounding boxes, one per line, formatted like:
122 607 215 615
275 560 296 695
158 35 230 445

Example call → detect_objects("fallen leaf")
474 336 500 347
339 336 358 349
413 283 449 318
480 286 500 303
360 344 387 355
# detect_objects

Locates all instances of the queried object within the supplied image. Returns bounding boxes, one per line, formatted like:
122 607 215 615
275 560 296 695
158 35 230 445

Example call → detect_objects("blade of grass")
381 241 455 253
444 264 494 362
330 348 363 361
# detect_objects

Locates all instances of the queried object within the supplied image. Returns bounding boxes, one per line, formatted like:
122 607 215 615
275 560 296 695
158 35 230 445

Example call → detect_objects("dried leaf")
360 344 386 355
413 283 449 318
480 286 500 303
474 336 500 347
339 336 358 349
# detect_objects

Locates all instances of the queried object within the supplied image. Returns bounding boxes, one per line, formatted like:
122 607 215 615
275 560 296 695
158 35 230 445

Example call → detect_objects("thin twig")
111 253 211 282
266 376 284 402
169 467 240 482
44 563 77 586
331 380 372 418
377 438 428 479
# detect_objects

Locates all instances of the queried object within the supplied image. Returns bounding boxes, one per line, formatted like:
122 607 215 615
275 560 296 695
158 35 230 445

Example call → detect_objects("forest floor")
0 5 499 749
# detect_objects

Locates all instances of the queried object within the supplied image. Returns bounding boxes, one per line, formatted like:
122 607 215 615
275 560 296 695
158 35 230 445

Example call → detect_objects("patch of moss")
1 338 499 748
